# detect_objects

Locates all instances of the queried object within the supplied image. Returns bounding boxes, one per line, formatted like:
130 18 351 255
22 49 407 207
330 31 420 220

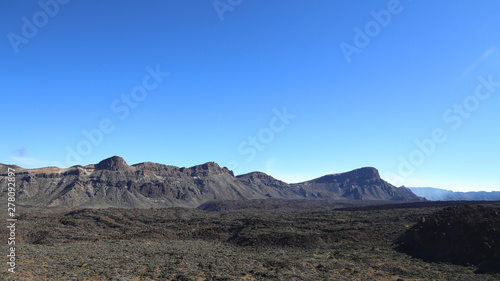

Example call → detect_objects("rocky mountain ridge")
0 156 424 209
409 187 500 201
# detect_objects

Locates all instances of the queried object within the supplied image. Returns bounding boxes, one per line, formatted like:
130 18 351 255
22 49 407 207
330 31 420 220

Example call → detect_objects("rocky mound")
395 205 500 273
94 155 129 171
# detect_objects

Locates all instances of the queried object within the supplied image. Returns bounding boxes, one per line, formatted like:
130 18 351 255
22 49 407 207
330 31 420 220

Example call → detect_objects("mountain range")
408 187 500 201
0 156 424 209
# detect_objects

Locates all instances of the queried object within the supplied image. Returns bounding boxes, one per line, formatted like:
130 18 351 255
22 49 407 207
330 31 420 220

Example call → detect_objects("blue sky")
1 0 499 191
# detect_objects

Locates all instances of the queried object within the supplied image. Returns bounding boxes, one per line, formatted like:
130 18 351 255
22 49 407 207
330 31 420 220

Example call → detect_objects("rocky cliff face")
0 156 424 209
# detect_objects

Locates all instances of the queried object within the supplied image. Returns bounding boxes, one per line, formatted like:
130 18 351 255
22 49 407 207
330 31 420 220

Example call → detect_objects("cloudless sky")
1 0 499 191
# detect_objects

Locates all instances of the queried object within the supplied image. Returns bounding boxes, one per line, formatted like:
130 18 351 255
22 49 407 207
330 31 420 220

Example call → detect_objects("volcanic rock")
395 205 500 273
94 156 129 171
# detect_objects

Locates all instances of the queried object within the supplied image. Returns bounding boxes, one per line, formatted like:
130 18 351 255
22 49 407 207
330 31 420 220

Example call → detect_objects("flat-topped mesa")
94 156 129 171
309 167 381 184
346 167 380 180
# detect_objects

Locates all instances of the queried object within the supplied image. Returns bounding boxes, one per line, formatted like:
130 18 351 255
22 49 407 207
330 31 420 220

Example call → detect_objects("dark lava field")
2 201 500 280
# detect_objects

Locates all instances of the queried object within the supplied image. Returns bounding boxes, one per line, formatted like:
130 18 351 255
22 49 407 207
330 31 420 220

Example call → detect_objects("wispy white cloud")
11 157 63 168
461 47 497 78
264 158 277 174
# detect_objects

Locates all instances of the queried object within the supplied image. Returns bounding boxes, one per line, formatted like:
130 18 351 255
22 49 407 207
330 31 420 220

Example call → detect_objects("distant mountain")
0 156 424 209
295 167 421 201
408 187 500 201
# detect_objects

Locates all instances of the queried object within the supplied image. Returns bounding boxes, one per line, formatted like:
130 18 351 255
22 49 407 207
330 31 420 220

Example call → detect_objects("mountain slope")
408 187 500 201
0 156 424 209
292 167 421 201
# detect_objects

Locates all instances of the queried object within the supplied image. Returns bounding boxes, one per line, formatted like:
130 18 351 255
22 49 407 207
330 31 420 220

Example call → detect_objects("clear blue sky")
1 0 499 191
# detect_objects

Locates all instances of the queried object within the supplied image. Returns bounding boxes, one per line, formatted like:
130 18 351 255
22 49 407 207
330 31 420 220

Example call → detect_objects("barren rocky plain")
1 158 499 280
2 201 500 280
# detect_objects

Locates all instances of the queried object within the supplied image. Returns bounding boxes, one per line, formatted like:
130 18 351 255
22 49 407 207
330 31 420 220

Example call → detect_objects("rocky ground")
396 205 500 274
1 202 500 280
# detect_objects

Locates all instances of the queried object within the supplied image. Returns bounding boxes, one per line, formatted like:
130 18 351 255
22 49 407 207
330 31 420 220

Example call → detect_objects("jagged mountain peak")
237 171 287 183
182 161 233 176
131 161 173 171
238 171 272 178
